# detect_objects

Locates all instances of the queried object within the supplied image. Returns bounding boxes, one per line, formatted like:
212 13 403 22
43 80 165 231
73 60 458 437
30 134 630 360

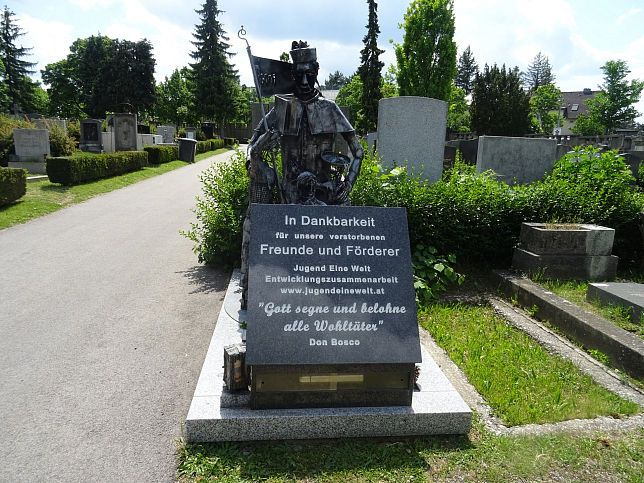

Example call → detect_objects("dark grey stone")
512 248 618 281
587 282 644 324
113 113 137 151
246 204 421 367
79 119 104 153
178 138 197 162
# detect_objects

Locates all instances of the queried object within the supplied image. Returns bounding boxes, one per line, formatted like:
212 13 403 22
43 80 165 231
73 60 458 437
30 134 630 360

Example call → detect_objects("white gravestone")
12 128 50 162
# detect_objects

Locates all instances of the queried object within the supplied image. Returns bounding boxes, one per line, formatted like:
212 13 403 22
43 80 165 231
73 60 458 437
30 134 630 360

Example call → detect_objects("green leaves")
412 243 463 304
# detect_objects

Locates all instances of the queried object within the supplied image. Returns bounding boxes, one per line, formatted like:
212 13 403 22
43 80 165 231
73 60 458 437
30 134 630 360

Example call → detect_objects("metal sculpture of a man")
239 35 364 308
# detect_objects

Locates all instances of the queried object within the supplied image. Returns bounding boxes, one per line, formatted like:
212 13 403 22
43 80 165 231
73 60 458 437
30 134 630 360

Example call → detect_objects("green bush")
224 137 237 146
67 120 80 142
182 149 249 266
42 120 77 157
196 140 211 154
0 166 27 205
144 145 179 164
47 151 148 186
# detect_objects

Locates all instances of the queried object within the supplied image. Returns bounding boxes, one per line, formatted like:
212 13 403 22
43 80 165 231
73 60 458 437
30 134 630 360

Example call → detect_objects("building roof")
560 89 600 120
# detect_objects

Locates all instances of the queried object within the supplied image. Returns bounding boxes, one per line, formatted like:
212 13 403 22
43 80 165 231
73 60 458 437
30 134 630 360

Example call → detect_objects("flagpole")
238 26 284 202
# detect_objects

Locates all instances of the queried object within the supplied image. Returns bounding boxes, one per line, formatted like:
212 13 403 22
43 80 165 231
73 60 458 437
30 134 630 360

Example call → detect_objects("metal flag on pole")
237 26 289 202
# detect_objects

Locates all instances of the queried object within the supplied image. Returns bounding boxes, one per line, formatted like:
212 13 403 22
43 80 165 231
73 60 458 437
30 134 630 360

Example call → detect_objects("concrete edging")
492 269 644 380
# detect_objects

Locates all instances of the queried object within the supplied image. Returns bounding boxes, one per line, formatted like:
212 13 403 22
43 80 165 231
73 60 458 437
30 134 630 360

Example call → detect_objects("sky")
7 0 644 121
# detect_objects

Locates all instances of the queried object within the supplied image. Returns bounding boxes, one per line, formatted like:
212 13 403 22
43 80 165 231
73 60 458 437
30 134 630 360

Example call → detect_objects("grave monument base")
185 270 472 442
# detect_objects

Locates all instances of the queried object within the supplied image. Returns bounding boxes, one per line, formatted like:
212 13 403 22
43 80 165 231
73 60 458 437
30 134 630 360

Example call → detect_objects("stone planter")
512 222 618 281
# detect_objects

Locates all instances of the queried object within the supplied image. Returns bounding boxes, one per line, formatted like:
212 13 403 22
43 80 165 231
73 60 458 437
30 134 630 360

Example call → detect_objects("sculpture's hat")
290 40 316 64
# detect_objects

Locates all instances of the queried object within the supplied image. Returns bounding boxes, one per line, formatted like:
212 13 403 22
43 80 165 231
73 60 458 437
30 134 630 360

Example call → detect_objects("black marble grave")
246 204 422 409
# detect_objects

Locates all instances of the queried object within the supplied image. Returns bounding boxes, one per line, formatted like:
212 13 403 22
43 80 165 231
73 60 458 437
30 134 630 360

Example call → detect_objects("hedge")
0 166 27 205
144 145 179 164
47 151 148 186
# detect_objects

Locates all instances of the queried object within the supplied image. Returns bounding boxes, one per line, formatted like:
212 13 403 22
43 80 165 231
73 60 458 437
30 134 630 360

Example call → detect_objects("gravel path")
0 152 234 482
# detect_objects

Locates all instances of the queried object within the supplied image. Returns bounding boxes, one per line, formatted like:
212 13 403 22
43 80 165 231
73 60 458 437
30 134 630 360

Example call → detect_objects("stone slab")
185 270 472 442
476 136 556 185
518 222 615 256
493 270 644 379
12 128 50 161
512 248 618 281
8 161 46 174
587 282 644 324
377 96 448 183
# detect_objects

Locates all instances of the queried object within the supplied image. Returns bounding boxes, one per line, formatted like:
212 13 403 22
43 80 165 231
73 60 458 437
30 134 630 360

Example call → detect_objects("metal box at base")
250 363 415 409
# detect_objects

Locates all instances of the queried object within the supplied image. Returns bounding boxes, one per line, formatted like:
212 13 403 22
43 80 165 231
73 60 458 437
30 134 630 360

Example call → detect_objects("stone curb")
492 269 644 379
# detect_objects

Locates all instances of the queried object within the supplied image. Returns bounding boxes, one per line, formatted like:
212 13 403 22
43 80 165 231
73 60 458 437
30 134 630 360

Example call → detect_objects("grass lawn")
0 148 230 230
177 423 644 482
537 279 644 339
419 303 639 426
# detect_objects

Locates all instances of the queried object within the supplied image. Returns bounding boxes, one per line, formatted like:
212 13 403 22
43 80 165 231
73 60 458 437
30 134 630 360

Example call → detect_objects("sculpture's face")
293 61 318 99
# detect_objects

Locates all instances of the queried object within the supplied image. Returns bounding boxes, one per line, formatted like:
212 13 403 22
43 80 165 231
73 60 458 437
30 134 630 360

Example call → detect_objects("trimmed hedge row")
0 166 27 206
144 145 179 164
196 139 226 154
47 151 148 186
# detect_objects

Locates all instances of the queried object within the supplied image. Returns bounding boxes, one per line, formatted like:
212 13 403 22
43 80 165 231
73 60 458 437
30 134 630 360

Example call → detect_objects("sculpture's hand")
254 129 280 151
334 180 352 204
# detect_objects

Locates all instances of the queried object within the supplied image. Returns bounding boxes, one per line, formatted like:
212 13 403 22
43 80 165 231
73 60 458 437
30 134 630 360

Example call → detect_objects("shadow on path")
179 264 231 295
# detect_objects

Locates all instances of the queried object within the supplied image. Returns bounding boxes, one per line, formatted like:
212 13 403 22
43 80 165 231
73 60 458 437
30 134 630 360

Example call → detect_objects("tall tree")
587 59 644 133
42 35 156 119
155 67 195 126
522 52 555 93
357 0 385 132
470 64 531 136
529 83 561 134
0 6 36 113
189 0 239 131
454 45 477 94
324 71 349 90
394 0 457 101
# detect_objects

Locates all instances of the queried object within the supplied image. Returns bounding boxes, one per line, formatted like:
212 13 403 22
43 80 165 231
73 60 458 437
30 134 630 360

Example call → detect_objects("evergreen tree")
454 45 477 94
470 64 531 136
395 0 457 101
357 0 385 133
324 71 349 90
522 52 555 93
0 6 36 113
189 0 239 131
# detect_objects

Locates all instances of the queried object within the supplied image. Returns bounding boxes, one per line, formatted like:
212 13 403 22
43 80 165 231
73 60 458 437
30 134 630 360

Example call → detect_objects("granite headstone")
246 204 422 408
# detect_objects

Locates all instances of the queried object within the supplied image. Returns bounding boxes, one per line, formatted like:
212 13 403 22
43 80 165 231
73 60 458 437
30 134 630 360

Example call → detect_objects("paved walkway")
0 151 235 482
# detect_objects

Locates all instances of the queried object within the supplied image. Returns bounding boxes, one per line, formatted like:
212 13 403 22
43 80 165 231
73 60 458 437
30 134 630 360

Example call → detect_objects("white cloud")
19 14 75 81
616 7 642 26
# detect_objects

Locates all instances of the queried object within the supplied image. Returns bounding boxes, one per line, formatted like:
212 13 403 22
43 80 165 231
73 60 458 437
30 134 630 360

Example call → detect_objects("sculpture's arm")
343 131 364 187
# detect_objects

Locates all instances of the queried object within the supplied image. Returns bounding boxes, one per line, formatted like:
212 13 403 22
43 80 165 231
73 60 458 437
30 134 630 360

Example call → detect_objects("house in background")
555 89 599 135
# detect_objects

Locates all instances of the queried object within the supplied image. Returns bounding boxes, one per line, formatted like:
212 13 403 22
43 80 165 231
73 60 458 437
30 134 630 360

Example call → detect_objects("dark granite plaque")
246 204 422 366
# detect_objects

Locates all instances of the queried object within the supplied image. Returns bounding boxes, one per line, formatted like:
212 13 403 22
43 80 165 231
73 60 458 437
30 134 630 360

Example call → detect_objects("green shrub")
144 145 179 164
182 149 249 266
0 115 35 164
47 151 148 186
196 140 211 154
42 120 77 157
66 120 80 142
212 138 225 150
224 137 237 146
0 166 27 205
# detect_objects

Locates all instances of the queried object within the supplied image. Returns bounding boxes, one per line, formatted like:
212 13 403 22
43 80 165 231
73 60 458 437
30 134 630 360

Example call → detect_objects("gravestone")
11 128 50 162
376 96 448 183
184 127 197 140
113 113 138 151
102 131 114 153
79 119 103 153
137 124 150 134
34 118 67 132
587 282 644 324
246 204 422 409
157 125 176 144
178 138 197 162
367 132 377 151
476 136 557 184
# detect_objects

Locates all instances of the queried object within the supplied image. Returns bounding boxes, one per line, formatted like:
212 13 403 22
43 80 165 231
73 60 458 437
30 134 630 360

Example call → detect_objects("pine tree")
357 0 385 133
324 71 349 90
395 0 457 101
0 6 36 113
190 0 239 131
470 64 531 136
454 45 477 94
522 52 555 93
